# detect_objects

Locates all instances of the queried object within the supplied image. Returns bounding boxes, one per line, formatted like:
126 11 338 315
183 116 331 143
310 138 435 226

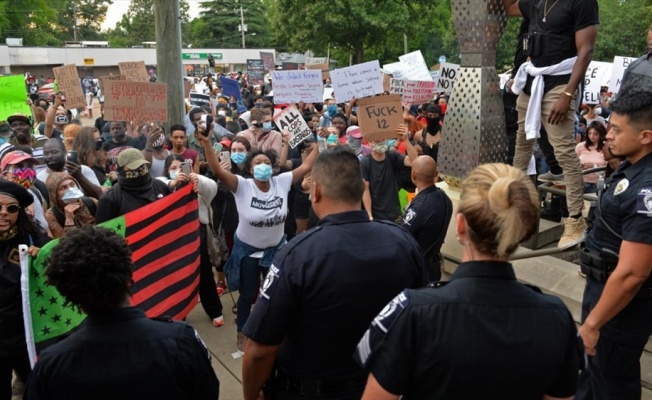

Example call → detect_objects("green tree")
593 0 652 61
0 0 60 46
188 0 274 48
107 0 190 47
55 0 111 42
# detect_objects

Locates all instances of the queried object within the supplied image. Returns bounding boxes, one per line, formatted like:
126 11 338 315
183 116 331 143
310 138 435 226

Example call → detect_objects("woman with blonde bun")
356 163 580 400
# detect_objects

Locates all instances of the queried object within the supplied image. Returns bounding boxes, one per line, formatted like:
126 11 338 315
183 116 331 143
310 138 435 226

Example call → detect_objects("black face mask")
240 121 248 131
426 117 440 134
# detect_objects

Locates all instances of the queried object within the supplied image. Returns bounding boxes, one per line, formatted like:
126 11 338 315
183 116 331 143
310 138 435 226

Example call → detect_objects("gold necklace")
542 0 560 23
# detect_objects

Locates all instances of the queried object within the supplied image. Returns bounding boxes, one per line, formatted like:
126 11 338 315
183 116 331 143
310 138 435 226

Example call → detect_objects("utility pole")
72 6 78 41
154 0 184 132
403 33 408 54
238 6 247 49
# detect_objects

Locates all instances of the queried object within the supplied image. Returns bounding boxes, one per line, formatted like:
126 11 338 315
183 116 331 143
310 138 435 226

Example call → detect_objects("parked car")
37 83 56 102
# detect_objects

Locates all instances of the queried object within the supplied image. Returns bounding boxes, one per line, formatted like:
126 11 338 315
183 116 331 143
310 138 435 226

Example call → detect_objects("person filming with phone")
44 172 98 238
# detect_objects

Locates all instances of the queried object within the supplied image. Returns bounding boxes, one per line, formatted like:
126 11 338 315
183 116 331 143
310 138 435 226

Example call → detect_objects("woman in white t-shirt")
198 129 318 353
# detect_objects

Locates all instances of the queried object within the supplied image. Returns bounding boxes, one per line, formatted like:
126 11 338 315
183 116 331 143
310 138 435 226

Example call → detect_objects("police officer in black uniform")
25 226 220 400
356 163 580 399
401 155 452 282
242 146 427 400
576 91 652 400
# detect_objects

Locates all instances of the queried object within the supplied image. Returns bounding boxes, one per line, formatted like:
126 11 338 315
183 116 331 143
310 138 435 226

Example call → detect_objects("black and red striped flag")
21 184 200 364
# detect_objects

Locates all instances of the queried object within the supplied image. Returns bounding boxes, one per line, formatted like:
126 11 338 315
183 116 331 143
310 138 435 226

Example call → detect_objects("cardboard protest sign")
583 61 611 104
247 59 265 86
271 70 323 104
103 81 167 122
305 57 328 65
437 63 460 92
118 61 149 82
357 94 403 141
98 75 126 92
383 62 409 79
273 105 312 148
398 51 432 81
260 52 275 73
0 75 31 122
189 93 210 107
52 64 86 109
609 56 638 94
330 60 383 101
383 74 392 93
305 63 331 80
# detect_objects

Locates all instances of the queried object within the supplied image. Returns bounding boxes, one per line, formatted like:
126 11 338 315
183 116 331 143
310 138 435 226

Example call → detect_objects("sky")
102 0 209 31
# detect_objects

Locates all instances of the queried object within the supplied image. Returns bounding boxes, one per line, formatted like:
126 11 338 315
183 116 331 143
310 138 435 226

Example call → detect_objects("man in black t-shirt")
504 0 599 249
102 121 142 172
361 125 417 223
241 147 427 400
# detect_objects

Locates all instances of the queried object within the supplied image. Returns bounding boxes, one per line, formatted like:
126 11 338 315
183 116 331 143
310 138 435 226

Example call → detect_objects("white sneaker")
558 217 587 249
212 316 224 327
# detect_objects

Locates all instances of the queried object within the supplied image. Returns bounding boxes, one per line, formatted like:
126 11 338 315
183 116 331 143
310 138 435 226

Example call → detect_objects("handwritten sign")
398 51 432 81
438 62 460 92
357 94 403 141
305 63 331 80
98 75 126 92
260 52 275 72
52 64 86 109
305 57 328 65
190 93 210 107
0 75 31 122
247 59 265 86
583 61 611 104
390 79 436 103
103 81 167 122
271 70 324 104
118 61 149 82
330 60 383 101
609 56 638 94
273 105 312 148
383 62 409 79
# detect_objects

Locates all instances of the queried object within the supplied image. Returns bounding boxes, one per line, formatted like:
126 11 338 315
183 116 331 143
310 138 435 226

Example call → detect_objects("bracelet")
562 91 574 98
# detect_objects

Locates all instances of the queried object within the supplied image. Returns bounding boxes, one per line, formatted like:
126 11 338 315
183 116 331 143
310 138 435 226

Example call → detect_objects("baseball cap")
219 138 232 149
1 150 38 172
7 113 32 127
117 148 150 170
346 126 362 139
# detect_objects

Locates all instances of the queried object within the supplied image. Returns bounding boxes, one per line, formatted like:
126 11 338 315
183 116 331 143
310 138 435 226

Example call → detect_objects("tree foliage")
107 0 190 48
187 0 275 48
593 0 652 61
0 0 60 45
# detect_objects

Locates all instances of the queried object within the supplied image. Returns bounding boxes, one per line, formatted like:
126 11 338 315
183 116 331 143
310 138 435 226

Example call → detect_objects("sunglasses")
0 204 20 214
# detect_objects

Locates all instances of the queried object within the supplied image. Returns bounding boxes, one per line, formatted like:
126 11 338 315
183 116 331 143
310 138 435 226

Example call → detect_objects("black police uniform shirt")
401 185 452 262
24 307 220 400
355 261 580 400
243 210 427 382
519 0 599 94
585 151 652 257
619 53 652 98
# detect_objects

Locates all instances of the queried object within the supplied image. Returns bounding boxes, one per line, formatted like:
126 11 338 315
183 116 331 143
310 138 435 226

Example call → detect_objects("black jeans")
199 225 223 319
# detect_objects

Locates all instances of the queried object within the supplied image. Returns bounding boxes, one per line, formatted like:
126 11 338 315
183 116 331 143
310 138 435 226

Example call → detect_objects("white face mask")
594 106 602 115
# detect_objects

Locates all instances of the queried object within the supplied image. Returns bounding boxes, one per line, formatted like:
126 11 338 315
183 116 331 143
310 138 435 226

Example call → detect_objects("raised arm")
279 130 293 171
197 132 239 192
44 94 63 138
397 124 417 166
291 141 318 185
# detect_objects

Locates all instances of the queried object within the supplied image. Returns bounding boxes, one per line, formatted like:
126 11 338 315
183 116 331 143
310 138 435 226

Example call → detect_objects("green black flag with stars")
20 184 200 366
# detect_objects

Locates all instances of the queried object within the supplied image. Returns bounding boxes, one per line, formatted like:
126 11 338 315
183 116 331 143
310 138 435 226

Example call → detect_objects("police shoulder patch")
403 208 417 225
637 187 652 216
371 290 410 336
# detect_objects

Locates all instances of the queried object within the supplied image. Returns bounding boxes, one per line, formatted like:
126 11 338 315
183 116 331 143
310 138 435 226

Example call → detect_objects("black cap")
0 179 34 208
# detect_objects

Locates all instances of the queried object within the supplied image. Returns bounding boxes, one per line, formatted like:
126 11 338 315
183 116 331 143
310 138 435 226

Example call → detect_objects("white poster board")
583 61 612 104
437 62 460 93
305 57 328 65
608 56 638 94
383 62 409 79
398 50 433 81
330 60 384 101
270 70 324 103
273 105 313 148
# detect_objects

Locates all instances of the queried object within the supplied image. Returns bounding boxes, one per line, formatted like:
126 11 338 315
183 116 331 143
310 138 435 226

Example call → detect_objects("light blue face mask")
387 139 397 148
231 152 246 164
0 137 8 146
169 170 178 180
253 163 273 181
263 122 273 132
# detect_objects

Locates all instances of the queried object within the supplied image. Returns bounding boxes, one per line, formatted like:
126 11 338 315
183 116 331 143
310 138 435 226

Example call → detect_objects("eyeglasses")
0 204 20 214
